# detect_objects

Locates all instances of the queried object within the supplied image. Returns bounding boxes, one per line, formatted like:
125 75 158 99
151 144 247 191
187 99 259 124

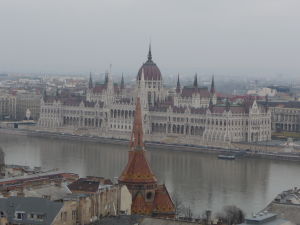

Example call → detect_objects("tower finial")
176 73 181 93
88 72 93 89
147 43 152 62
193 73 198 88
210 75 215 94
121 73 125 90
130 97 144 150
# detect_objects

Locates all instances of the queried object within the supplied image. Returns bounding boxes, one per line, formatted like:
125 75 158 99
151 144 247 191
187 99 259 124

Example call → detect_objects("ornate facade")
38 47 271 144
259 101 300 133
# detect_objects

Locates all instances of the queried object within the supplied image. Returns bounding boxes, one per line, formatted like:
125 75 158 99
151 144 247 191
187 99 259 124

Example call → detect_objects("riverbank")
1 127 300 162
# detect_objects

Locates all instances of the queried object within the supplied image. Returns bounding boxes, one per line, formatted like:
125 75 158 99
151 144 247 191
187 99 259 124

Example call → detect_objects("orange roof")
119 97 157 184
132 192 152 215
119 150 157 184
153 184 176 215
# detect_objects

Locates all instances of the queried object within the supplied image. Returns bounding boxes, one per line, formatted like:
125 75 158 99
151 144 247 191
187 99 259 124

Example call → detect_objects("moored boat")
218 154 236 160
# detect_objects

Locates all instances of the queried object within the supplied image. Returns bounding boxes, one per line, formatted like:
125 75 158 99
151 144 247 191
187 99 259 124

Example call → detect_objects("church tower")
119 98 175 217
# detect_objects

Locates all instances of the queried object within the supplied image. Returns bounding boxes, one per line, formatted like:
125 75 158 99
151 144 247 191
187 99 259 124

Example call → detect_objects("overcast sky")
0 0 299 77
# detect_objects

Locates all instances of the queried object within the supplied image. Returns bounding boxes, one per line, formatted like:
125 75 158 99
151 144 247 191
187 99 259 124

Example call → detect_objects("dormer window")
0 211 5 218
37 214 46 221
15 211 26 220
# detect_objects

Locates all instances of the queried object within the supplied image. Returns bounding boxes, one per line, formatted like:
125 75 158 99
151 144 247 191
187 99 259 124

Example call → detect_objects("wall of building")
16 92 41 121
0 94 16 120
270 107 300 132
119 185 132 215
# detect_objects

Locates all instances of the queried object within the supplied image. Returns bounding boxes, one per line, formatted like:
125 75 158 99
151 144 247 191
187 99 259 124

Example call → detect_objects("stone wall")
266 202 300 225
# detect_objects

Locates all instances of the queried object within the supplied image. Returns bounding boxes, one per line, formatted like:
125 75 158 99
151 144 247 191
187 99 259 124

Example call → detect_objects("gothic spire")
210 75 215 94
147 43 152 62
130 97 144 150
88 72 93 89
121 73 125 90
104 72 108 85
193 73 198 89
176 73 181 93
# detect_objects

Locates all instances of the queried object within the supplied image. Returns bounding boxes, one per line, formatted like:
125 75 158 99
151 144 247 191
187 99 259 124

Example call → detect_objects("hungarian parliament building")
38 48 271 145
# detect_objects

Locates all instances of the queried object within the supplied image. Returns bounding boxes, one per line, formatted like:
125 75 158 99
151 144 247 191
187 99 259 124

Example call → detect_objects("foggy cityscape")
0 1 300 225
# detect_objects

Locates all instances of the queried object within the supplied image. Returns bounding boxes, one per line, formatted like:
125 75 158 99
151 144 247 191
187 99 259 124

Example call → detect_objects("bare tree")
171 192 184 216
216 205 245 225
182 205 193 219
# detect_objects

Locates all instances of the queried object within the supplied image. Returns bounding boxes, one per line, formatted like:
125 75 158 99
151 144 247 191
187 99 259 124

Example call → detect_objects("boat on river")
218 154 236 160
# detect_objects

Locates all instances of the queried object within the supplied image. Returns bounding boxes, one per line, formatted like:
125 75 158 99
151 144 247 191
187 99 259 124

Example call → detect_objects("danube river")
1 133 299 216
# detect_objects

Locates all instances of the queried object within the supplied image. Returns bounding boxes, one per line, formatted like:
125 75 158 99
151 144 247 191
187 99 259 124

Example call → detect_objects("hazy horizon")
1 0 300 77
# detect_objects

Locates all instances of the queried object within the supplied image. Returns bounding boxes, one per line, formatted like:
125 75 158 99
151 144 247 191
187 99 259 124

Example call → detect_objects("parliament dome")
137 46 162 81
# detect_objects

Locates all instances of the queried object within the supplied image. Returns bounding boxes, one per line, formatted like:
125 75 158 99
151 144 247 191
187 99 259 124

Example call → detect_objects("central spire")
210 75 215 94
130 97 144 150
193 73 198 89
176 73 181 93
88 72 93 89
147 43 152 62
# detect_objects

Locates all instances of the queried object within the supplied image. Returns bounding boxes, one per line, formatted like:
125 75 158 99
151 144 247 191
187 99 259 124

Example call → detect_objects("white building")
38 47 271 144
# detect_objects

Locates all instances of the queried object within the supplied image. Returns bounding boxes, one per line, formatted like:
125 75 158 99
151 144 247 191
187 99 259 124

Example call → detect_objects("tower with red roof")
119 97 175 218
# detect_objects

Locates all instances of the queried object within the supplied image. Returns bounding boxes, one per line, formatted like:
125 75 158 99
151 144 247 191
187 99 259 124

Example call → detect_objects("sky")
0 0 299 77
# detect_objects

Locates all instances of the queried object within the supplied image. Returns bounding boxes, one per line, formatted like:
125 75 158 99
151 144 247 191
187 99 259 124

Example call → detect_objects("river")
0 133 299 216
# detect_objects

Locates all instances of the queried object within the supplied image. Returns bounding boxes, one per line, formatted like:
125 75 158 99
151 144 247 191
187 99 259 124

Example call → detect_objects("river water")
0 133 299 216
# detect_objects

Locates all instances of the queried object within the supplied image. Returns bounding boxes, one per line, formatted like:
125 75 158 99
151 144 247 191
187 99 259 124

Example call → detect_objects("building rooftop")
274 187 300 205
68 177 113 193
241 212 294 225
0 197 63 225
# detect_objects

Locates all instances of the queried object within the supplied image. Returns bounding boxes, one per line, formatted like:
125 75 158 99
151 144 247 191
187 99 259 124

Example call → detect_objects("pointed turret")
120 73 125 90
130 97 144 150
193 73 198 89
118 98 175 218
176 73 181 94
88 72 93 89
210 75 215 94
118 97 157 184
104 72 108 85
147 43 152 62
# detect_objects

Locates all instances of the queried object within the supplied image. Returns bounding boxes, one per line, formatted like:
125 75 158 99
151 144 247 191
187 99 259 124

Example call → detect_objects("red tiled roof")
132 192 152 215
211 106 246 114
119 98 157 184
93 84 106 93
153 185 175 216
119 150 157 184
68 178 100 193
181 87 210 98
